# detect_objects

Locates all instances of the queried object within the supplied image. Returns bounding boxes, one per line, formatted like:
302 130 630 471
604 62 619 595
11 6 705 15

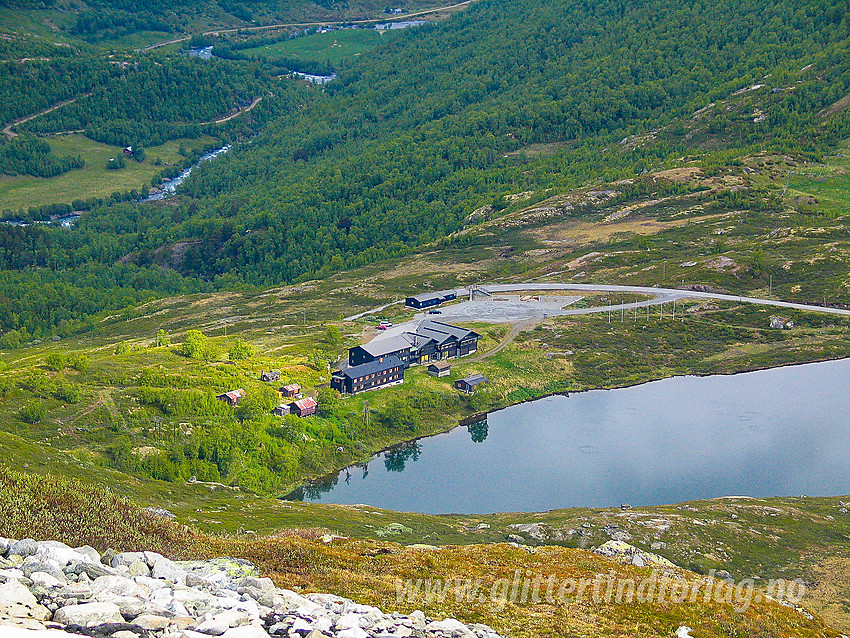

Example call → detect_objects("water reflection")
284 359 850 513
384 441 422 472
468 418 489 443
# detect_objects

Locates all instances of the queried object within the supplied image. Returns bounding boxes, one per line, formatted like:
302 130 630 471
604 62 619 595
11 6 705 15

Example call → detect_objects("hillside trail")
202 96 263 124
467 318 539 362
3 93 92 139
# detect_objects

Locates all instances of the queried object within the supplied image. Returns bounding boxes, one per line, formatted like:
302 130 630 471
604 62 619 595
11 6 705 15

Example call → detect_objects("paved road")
344 283 850 324
478 283 850 317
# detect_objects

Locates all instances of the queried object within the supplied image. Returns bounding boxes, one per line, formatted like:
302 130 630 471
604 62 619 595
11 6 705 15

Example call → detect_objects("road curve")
476 283 850 317
343 283 850 322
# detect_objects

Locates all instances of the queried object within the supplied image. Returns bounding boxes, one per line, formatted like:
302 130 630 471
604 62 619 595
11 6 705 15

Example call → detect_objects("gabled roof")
358 320 479 358
282 383 301 391
291 397 317 410
218 388 246 402
415 320 478 345
407 289 456 302
428 361 452 370
335 356 403 379
359 334 414 357
459 374 488 385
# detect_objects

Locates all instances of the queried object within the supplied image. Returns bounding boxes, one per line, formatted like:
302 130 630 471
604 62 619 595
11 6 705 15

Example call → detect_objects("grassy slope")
0 466 841 638
2 141 850 496
1 144 850 629
0 134 220 211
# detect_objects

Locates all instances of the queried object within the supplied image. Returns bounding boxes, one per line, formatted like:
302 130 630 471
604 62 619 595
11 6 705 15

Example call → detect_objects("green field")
787 139 850 216
0 133 220 212
244 28 394 65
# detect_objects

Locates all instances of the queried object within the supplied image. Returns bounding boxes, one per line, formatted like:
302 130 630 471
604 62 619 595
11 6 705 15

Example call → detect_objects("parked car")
427 310 442 314
377 321 393 329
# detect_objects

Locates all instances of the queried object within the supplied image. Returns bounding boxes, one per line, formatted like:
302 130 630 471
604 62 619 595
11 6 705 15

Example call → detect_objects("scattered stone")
593 540 676 569
30 573 64 589
0 580 51 622
128 561 150 578
7 540 38 560
506 523 547 541
374 523 413 537
0 538 503 638
151 558 187 586
132 613 171 631
67 561 118 580
35 543 94 570
220 627 271 638
75 547 102 564
142 507 177 519
54 602 124 626
602 525 632 542
22 562 66 583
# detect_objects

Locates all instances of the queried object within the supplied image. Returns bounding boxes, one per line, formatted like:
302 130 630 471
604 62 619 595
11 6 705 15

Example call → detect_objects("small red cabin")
280 383 302 398
289 397 317 418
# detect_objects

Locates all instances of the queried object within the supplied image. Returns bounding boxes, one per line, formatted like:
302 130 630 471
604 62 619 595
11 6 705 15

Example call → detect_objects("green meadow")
0 134 220 212
244 28 394 66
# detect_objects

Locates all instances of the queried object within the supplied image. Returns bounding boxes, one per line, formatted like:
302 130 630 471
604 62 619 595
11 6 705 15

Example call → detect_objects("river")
289 358 850 513
139 145 230 202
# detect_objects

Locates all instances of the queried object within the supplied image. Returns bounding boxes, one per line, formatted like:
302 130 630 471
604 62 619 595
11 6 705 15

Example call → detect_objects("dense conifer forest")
0 0 848 339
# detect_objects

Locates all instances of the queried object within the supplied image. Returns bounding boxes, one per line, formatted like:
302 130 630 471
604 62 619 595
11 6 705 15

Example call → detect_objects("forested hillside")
1 0 849 340
173 0 849 283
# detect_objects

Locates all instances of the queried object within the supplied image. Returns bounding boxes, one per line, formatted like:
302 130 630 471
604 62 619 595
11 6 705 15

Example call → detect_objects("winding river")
140 145 230 202
290 358 850 514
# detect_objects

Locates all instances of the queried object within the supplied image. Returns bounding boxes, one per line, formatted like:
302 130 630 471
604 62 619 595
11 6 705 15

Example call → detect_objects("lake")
289 358 850 514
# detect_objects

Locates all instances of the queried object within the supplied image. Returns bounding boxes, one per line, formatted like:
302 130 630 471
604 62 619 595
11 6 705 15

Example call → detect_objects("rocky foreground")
0 537 502 638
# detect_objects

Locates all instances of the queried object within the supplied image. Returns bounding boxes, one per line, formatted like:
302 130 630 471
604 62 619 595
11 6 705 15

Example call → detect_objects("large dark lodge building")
330 356 404 395
348 320 480 368
331 320 480 395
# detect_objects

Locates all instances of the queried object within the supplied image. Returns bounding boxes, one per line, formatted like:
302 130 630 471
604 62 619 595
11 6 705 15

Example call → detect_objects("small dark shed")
427 361 452 377
455 374 488 393
261 370 281 382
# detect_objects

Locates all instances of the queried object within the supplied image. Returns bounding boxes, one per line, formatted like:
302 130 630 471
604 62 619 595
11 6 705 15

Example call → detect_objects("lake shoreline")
285 352 850 507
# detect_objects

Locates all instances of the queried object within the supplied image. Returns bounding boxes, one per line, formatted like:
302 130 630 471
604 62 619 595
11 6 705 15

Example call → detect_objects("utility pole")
769 274 773 296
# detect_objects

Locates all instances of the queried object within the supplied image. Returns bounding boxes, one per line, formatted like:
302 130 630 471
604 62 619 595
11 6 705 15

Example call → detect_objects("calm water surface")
291 358 850 513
